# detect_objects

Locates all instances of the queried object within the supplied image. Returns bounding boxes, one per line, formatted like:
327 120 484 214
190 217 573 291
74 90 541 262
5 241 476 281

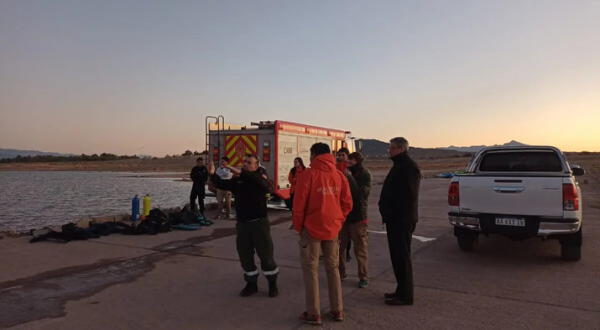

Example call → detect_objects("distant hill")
356 139 470 158
356 139 389 157
441 140 528 153
0 148 68 159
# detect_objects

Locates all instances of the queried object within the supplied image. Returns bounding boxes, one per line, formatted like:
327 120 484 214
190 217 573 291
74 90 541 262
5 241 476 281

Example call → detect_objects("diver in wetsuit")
190 157 208 220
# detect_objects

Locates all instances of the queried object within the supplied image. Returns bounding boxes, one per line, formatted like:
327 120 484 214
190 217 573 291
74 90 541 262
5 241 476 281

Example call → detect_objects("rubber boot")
266 274 278 298
190 203 198 216
240 274 258 297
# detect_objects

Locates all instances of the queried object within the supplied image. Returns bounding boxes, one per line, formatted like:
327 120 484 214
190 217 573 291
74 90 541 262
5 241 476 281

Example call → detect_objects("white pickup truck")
448 146 585 261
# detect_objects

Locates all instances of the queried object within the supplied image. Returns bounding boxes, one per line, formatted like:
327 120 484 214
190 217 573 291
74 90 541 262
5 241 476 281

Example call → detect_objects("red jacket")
292 154 353 240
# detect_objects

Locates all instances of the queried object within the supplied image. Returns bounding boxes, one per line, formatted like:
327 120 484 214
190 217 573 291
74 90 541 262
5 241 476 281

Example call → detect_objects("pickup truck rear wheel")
454 227 478 252
560 227 582 261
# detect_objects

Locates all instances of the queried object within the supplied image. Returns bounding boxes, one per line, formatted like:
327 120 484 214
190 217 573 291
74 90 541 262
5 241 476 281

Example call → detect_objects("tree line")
0 153 140 163
1 150 211 163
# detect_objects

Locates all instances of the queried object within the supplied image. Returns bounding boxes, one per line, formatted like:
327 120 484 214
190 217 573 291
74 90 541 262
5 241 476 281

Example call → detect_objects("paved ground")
1 178 599 329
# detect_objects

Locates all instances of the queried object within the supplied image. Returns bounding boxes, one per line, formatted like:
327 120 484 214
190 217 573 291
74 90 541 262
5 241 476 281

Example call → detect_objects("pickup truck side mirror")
571 166 585 176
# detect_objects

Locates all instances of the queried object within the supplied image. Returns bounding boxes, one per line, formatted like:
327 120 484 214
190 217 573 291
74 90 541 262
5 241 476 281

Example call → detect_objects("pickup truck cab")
448 146 585 261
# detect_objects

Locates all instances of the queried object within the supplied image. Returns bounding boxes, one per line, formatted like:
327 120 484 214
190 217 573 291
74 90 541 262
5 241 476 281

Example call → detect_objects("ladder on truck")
205 115 225 163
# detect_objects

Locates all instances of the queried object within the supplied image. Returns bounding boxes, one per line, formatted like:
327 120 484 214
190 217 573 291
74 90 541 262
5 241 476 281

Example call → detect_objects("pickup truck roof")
464 146 572 176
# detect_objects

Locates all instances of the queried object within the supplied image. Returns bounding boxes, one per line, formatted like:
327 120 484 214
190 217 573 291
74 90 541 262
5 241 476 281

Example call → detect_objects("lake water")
0 171 204 232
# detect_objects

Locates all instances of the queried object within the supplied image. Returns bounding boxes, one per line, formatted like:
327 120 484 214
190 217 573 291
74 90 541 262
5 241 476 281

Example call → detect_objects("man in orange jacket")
293 143 353 325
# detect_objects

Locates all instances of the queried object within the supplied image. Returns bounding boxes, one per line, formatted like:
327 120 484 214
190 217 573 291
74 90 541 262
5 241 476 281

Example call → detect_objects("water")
0 171 207 232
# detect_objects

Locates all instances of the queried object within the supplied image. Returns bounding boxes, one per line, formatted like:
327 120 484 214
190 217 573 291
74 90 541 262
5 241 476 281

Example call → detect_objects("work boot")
267 277 279 298
269 280 279 298
384 291 399 299
240 274 258 297
384 296 413 306
240 282 258 297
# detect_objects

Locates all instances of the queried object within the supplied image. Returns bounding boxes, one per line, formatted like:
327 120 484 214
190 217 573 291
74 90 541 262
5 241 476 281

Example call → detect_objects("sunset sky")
1 0 599 156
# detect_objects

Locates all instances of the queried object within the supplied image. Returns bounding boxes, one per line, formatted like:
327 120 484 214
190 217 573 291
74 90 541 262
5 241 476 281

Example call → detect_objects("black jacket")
211 170 269 222
190 166 208 187
378 152 421 226
346 164 372 223
345 174 362 223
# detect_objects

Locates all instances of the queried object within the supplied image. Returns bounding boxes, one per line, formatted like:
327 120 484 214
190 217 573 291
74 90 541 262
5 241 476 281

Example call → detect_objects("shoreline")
0 201 221 237
0 155 471 173
0 190 221 234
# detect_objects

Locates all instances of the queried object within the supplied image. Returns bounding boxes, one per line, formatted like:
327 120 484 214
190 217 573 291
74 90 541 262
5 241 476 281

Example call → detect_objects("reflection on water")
0 171 204 232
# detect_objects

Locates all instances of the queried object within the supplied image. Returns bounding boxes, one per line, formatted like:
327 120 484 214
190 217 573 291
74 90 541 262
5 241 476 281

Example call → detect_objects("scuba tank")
143 194 152 217
131 195 140 221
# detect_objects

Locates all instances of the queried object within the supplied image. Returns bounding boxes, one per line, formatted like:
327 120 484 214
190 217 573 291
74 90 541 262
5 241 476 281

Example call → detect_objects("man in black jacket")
190 157 208 220
208 155 279 298
378 137 421 305
338 152 372 288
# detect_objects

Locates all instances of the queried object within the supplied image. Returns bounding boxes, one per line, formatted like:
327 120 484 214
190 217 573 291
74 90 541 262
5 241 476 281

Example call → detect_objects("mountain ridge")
355 139 530 158
441 140 528 153
2 140 527 160
356 139 470 158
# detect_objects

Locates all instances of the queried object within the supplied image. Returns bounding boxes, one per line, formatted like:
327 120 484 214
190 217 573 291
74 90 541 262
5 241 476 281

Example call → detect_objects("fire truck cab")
206 119 355 200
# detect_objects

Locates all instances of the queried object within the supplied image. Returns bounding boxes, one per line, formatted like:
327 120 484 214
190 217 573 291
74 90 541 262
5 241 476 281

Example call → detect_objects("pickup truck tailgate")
459 177 564 217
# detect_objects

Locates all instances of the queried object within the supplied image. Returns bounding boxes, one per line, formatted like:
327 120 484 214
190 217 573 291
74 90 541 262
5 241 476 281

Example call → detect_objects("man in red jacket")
293 143 353 325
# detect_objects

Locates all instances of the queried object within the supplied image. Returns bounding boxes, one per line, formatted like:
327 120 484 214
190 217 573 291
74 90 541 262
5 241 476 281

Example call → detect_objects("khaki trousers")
338 222 369 281
299 230 343 316
216 189 232 216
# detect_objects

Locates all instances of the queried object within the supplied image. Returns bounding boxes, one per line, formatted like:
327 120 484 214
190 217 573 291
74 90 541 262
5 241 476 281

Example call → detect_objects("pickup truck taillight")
448 182 460 206
563 183 579 211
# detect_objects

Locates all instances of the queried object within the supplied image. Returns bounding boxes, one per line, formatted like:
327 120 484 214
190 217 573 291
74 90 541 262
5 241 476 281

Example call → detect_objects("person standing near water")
215 156 233 220
190 157 209 220
208 155 279 298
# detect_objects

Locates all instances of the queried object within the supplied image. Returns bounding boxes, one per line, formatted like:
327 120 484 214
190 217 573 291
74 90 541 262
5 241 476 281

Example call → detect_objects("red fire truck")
206 118 355 200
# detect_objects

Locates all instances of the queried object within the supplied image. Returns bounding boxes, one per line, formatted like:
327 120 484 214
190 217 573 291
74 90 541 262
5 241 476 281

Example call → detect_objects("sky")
1 0 599 156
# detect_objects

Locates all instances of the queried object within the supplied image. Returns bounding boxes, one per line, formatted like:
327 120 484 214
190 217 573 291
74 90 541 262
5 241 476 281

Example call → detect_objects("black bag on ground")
88 222 123 236
176 205 197 225
120 208 172 235
30 223 100 243
61 223 100 240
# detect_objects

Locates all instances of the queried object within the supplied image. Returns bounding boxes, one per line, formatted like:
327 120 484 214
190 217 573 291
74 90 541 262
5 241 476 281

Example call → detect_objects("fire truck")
205 117 355 200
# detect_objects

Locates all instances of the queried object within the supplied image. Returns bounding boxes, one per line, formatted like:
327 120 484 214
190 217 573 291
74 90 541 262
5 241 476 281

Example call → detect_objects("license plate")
495 217 526 227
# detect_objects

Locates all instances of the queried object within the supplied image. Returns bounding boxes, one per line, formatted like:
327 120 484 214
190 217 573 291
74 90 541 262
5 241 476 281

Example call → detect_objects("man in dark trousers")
336 148 352 262
378 137 421 305
190 157 208 220
208 155 279 298
339 151 372 288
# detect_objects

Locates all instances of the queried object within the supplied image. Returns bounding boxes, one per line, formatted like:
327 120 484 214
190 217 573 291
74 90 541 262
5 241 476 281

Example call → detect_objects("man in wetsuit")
190 157 208 220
